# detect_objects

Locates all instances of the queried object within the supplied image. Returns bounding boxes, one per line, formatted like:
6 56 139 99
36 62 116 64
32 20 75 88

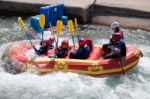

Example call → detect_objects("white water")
0 17 150 99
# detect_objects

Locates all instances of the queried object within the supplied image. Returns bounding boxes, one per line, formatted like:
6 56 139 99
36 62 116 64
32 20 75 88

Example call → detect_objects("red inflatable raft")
6 41 143 76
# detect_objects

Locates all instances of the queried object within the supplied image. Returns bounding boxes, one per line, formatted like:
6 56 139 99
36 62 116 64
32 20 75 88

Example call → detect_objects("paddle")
49 22 57 45
39 14 45 44
18 17 37 52
74 18 80 42
110 47 125 75
120 57 125 75
56 20 63 48
68 20 75 49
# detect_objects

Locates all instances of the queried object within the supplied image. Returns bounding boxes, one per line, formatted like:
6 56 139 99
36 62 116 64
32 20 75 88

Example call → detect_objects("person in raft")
102 33 126 65
103 33 126 58
55 40 70 58
102 21 125 56
110 21 124 40
34 36 54 55
70 38 91 59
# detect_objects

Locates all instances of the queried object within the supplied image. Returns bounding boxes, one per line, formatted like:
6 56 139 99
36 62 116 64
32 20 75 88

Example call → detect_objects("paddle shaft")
41 30 44 43
72 35 75 48
111 47 125 75
74 18 80 43
120 59 125 75
76 30 80 43
56 37 59 48
53 34 57 46
25 31 37 52
49 22 57 46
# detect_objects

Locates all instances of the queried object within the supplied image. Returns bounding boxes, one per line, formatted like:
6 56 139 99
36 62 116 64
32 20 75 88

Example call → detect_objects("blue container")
40 3 64 26
61 16 68 25
57 3 64 19
40 6 50 28
30 15 42 33
49 5 56 26
50 4 59 26
49 3 64 26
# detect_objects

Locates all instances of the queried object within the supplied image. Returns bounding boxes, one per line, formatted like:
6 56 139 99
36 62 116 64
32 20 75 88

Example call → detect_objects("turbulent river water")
0 17 150 99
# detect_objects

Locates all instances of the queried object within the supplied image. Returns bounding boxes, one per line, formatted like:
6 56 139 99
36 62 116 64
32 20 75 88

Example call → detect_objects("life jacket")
114 30 124 39
112 32 122 42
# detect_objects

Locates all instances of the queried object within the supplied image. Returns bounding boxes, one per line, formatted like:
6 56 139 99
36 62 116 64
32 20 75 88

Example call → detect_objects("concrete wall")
1 0 150 31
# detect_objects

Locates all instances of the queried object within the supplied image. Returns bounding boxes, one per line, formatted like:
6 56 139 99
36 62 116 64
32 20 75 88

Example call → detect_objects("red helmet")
40 40 49 46
61 40 69 47
49 37 54 42
86 39 93 46
45 40 50 45
79 38 86 46
112 33 122 42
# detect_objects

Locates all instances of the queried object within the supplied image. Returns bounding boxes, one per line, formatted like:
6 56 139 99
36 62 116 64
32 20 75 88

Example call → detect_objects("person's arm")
110 45 120 54
33 46 38 52
33 46 41 55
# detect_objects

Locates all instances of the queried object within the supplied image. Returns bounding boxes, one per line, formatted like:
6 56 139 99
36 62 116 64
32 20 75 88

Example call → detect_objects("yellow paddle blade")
56 20 63 36
18 17 27 32
74 18 78 29
68 20 74 33
39 14 45 29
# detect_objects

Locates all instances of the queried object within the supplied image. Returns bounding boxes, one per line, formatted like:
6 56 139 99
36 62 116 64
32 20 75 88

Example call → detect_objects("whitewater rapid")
0 17 150 99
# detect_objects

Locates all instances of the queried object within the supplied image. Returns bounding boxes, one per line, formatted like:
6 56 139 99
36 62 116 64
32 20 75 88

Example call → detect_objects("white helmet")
111 21 120 29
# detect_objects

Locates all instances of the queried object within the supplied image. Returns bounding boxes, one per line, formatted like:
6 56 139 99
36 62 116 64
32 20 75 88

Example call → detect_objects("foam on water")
0 17 150 99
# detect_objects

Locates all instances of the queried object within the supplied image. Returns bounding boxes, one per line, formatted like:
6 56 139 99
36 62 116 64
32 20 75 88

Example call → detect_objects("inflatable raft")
5 41 143 76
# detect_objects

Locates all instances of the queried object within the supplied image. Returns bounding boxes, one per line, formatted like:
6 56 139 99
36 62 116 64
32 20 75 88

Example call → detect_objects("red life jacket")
114 30 124 39
112 33 122 42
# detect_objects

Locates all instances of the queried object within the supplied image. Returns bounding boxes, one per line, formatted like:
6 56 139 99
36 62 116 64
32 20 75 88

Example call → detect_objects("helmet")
111 21 120 29
49 36 54 42
61 40 69 47
86 39 93 46
79 38 86 46
40 40 49 46
112 33 122 42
